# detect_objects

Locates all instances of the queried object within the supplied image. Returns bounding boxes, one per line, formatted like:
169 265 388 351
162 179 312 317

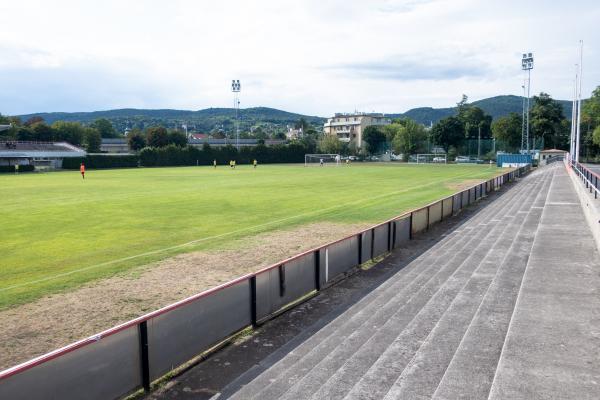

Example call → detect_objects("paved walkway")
219 164 600 400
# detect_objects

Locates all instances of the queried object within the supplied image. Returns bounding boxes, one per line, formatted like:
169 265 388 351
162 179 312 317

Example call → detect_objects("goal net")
414 154 447 164
305 154 341 166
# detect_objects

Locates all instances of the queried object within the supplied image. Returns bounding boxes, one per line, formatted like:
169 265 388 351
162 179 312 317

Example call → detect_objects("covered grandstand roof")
0 141 86 158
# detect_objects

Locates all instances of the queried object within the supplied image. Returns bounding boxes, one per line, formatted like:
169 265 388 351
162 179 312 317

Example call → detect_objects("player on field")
319 158 324 166
213 159 217 168
80 163 85 179
253 159 257 169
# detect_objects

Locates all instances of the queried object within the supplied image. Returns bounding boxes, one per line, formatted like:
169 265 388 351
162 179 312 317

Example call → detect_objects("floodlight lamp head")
521 52 534 70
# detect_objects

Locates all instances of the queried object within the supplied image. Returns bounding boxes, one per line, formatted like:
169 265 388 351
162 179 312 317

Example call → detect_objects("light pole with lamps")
521 53 534 154
231 80 241 150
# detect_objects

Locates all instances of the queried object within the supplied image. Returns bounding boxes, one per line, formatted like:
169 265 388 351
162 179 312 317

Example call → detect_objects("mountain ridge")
15 95 575 132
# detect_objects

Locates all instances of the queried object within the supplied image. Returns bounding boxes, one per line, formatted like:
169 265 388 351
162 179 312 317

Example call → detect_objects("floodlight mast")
521 81 526 151
231 80 241 150
521 52 533 154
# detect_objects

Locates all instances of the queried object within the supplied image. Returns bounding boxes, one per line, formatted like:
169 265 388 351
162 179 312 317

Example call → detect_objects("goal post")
414 154 447 164
305 154 341 166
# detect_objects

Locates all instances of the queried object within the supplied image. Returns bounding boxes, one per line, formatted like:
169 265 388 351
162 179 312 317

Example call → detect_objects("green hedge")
0 164 35 173
62 155 139 169
139 143 312 167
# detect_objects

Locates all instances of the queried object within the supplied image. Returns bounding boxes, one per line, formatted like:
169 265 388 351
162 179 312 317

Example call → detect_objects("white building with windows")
323 112 391 148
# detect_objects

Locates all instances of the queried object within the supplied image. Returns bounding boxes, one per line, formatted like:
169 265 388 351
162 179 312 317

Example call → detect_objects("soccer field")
0 163 503 309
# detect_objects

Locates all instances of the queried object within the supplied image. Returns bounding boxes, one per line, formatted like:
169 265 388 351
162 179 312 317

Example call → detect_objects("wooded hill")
17 95 575 132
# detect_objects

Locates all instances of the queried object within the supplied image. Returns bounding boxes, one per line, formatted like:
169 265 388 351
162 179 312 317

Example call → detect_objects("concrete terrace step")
340 169 553 400
430 170 554 400
226 177 537 400
293 172 550 400
382 169 553 400
226 169 549 400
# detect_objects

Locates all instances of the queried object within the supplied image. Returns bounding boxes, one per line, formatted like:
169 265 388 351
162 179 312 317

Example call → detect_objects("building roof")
540 149 568 153
0 141 86 158
333 112 387 118
101 138 128 144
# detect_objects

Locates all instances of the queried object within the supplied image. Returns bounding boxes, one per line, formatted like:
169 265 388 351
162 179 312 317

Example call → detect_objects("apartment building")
323 113 391 148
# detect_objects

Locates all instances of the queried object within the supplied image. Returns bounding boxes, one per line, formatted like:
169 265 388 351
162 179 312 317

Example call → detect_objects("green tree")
431 116 464 152
294 117 310 132
491 112 522 150
128 131 146 151
318 134 343 154
386 119 427 156
15 126 35 141
31 123 55 141
459 106 492 139
84 128 102 153
91 118 118 138
146 126 169 147
582 86 600 129
592 126 600 147
362 126 386 154
530 92 567 149
167 130 188 147
583 87 600 155
52 121 85 145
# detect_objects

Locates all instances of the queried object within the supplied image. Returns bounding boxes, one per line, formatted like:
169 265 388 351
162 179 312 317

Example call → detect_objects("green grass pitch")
0 163 503 309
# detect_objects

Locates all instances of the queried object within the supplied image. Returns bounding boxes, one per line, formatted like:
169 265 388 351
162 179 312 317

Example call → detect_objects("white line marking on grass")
1 170 492 292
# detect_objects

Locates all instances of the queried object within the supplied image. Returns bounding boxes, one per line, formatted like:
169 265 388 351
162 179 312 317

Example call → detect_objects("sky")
0 0 598 116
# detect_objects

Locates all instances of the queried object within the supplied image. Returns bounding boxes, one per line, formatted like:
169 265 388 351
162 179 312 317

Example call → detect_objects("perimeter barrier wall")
0 165 530 400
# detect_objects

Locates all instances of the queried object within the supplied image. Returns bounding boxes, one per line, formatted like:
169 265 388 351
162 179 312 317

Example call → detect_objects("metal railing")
0 165 530 400
568 157 600 199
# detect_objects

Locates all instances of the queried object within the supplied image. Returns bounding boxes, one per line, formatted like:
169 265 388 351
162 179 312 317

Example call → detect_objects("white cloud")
0 0 598 115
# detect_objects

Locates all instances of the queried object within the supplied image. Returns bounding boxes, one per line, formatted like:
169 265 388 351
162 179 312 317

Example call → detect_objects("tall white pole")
575 40 583 162
571 69 577 156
